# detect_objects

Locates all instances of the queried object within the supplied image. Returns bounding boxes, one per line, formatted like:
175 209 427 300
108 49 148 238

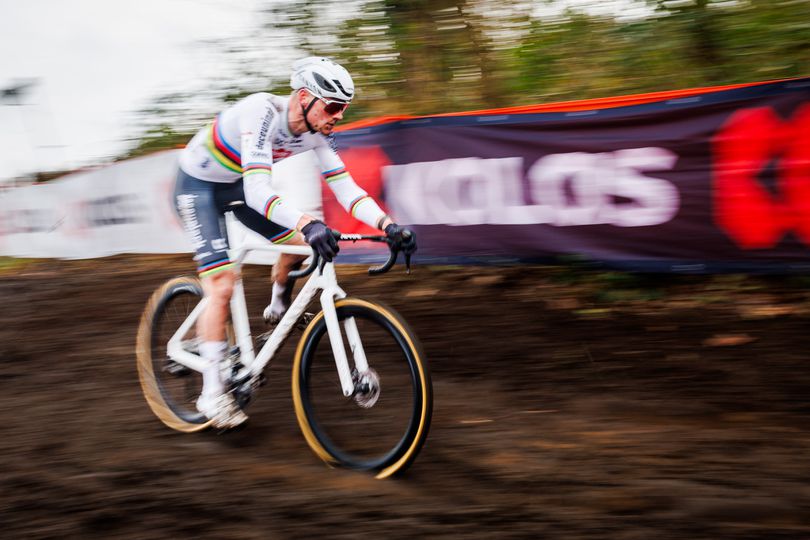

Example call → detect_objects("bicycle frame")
165 241 370 397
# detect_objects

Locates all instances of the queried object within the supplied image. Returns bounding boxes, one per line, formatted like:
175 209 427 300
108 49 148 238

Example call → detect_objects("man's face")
302 92 347 135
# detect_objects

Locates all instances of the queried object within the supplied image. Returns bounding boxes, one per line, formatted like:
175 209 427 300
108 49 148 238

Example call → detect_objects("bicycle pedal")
230 361 245 379
163 360 191 377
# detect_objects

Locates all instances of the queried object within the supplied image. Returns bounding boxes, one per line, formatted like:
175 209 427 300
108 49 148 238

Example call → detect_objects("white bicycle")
136 232 432 479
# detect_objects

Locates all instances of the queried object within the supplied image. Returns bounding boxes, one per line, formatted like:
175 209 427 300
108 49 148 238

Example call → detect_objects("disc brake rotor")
352 368 380 408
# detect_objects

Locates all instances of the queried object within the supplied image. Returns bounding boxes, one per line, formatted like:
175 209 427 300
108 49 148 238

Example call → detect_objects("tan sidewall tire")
136 276 213 433
291 297 432 478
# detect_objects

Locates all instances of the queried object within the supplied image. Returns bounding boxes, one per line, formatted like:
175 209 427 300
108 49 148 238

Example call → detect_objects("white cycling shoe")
262 303 286 325
196 391 248 429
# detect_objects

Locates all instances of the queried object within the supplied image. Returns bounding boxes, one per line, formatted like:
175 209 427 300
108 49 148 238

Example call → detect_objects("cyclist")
173 56 416 428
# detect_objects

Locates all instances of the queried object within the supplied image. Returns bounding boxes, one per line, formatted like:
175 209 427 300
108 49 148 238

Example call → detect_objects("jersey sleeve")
238 94 304 230
313 139 388 230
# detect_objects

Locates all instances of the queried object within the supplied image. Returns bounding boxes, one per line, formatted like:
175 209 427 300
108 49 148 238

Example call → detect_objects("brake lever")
400 230 414 274
318 230 342 275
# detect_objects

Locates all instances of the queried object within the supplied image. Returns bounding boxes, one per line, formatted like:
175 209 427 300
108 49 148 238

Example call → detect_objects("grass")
0 257 39 275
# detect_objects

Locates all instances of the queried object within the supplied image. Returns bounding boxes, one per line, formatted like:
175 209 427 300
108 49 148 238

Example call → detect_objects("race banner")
2 78 808 272
329 78 810 272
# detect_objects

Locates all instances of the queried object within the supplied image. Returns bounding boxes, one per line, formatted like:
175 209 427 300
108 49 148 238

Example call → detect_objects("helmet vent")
332 80 353 98
313 73 337 93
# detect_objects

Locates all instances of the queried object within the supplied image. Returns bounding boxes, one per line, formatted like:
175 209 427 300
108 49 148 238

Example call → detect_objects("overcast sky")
0 0 650 183
0 0 274 182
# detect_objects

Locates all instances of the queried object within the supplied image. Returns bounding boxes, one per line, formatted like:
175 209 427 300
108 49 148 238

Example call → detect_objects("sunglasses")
321 98 349 115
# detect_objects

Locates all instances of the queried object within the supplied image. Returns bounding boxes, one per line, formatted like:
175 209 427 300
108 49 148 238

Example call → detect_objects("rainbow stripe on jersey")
198 258 235 278
243 162 273 178
264 195 283 220
270 228 296 244
323 166 349 183
349 195 373 217
206 116 243 173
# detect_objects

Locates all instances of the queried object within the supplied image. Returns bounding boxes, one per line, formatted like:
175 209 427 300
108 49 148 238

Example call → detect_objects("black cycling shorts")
173 169 296 277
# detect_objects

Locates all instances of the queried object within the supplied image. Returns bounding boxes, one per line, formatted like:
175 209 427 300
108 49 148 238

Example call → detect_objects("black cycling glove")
385 223 417 255
302 220 339 262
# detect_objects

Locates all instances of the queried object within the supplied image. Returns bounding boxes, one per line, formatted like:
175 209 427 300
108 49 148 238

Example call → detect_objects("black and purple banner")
328 78 810 272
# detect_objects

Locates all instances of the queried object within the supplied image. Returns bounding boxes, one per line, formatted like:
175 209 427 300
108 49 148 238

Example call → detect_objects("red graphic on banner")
713 104 810 249
322 146 392 234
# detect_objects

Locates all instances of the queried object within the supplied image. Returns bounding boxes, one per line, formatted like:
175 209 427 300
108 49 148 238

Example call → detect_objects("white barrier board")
0 149 322 265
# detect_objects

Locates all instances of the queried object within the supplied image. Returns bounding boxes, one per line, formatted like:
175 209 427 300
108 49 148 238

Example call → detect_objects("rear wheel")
292 298 432 478
136 276 213 432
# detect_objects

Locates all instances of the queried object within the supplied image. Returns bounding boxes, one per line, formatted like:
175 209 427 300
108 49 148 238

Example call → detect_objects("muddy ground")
1 255 810 538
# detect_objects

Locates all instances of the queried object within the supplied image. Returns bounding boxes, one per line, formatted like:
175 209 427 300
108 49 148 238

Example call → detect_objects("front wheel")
292 298 432 478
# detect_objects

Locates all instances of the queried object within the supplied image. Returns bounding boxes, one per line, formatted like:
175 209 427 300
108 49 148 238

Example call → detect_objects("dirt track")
2 256 810 538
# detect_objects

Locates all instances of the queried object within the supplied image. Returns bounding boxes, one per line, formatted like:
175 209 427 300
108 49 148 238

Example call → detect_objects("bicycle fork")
320 290 370 398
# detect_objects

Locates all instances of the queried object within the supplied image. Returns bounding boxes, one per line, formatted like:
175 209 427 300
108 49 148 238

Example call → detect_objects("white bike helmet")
290 56 354 103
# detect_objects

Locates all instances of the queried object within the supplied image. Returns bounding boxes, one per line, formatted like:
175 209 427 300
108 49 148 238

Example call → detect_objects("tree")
114 0 810 162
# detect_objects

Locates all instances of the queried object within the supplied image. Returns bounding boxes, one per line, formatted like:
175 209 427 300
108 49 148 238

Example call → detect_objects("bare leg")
265 235 308 322
198 269 235 396
199 269 236 341
272 252 308 286
195 268 247 427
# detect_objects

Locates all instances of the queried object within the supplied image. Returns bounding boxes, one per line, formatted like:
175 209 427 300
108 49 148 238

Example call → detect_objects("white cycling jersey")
179 92 386 231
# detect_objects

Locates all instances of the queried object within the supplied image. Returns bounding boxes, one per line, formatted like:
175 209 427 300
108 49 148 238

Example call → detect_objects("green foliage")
309 0 810 114
0 257 38 275
122 124 192 160
123 0 810 155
